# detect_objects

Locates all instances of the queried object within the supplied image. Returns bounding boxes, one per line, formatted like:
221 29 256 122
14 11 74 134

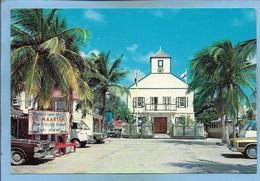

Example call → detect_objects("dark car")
107 128 121 138
11 136 55 165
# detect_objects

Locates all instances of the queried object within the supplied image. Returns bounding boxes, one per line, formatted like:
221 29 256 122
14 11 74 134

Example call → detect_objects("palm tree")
188 39 256 143
87 51 129 130
11 9 92 109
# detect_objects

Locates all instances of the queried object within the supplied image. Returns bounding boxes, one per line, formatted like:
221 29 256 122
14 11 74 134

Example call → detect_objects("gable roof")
129 73 187 89
150 49 171 58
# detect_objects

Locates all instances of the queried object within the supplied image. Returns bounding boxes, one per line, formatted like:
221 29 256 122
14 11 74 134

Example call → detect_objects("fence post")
172 124 174 137
152 123 154 136
130 124 132 138
195 124 197 139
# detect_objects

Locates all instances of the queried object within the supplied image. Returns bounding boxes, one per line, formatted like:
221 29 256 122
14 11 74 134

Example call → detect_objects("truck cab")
70 121 92 148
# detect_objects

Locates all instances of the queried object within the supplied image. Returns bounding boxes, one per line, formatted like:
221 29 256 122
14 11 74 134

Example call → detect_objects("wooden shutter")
133 97 136 108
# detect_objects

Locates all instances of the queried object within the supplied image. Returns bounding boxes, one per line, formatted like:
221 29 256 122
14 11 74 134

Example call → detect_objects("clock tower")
150 47 171 74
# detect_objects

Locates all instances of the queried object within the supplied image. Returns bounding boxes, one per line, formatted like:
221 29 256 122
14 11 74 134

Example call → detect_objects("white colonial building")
128 48 195 134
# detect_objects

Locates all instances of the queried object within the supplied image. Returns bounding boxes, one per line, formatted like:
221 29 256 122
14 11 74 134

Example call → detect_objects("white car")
70 121 92 148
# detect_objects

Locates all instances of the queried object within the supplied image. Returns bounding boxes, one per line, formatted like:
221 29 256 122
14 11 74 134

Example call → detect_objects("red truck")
11 136 55 165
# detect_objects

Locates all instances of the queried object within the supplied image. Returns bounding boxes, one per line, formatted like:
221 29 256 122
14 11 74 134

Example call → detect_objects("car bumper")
228 145 239 152
34 148 55 158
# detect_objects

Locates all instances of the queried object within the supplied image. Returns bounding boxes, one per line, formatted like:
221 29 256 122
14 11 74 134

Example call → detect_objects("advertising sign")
28 110 70 135
105 112 113 124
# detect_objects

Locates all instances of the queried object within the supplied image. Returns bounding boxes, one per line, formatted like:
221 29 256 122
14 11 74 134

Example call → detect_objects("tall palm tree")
87 51 129 129
188 40 256 143
11 9 92 109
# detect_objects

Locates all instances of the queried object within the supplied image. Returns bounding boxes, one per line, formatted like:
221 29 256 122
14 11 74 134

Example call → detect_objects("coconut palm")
188 39 256 142
11 9 92 109
87 51 129 127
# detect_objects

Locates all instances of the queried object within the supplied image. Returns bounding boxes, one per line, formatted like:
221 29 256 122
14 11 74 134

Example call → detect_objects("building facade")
128 48 195 134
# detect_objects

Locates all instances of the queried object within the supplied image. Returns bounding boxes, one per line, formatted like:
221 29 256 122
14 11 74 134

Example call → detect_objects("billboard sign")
28 110 70 135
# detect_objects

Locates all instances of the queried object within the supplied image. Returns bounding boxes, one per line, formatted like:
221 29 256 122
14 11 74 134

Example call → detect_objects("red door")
154 117 167 134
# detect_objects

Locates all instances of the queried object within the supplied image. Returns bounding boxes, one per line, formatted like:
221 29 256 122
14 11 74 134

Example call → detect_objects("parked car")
227 120 257 159
107 128 121 138
11 135 55 165
90 132 107 144
70 121 92 148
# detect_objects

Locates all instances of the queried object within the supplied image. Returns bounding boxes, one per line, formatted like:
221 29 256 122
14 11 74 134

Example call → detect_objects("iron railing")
145 104 177 111
122 123 205 139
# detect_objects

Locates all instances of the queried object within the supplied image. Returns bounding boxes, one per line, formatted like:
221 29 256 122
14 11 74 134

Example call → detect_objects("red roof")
53 90 81 100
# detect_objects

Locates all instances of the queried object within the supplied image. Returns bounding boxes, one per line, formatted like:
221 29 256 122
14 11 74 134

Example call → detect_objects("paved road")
11 138 257 174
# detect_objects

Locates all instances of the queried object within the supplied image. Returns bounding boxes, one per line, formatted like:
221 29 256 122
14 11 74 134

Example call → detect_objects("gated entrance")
154 117 167 133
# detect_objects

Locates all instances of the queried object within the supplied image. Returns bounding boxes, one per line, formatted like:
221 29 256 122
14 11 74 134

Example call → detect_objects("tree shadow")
166 159 257 174
221 153 250 159
21 158 54 166
160 139 222 147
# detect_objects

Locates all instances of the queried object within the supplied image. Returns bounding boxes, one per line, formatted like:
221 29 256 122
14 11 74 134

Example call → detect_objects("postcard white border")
1 1 259 181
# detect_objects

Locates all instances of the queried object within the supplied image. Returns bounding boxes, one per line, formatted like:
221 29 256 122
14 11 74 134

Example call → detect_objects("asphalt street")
11 138 257 174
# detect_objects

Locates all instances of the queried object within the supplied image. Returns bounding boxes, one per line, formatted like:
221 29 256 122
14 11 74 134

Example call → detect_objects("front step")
153 134 171 139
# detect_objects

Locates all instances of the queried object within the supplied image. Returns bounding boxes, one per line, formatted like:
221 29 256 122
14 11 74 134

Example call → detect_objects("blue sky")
60 8 256 87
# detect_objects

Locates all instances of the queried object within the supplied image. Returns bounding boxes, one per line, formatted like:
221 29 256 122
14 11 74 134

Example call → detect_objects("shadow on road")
19 158 54 166
221 153 248 159
159 139 221 147
166 159 257 174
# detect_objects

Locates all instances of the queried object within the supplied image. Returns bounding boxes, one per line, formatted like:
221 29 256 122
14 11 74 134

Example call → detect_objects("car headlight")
48 142 54 148
34 146 41 152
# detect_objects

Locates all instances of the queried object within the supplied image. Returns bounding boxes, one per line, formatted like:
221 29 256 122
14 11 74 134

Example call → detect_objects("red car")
11 136 55 165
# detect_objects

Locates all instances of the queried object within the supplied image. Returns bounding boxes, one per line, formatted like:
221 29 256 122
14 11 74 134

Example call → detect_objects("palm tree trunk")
221 106 226 143
101 90 107 132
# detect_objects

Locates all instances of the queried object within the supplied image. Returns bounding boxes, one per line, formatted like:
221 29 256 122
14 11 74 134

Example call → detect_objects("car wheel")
11 150 26 165
245 145 257 159
90 137 97 144
80 141 87 148
72 139 81 148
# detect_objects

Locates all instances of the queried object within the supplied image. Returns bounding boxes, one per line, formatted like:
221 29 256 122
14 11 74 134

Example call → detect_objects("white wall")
128 73 195 122
151 58 171 73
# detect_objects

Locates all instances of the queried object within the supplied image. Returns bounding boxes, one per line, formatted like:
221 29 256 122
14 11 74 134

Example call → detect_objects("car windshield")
239 120 256 137
80 121 90 130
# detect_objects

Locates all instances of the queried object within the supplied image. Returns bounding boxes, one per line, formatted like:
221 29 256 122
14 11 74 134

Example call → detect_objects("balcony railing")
145 104 177 111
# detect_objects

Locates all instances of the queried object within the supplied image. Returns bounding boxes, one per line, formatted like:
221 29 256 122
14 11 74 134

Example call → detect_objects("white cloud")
126 68 146 83
152 9 163 17
170 9 181 15
136 51 155 62
127 44 139 53
232 9 256 27
80 51 87 58
84 10 104 22
250 55 256 64
80 49 100 58
152 9 181 17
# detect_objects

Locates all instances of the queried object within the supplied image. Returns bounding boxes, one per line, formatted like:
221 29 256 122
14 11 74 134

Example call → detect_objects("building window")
163 97 171 110
176 97 188 108
158 60 163 67
133 97 145 108
163 97 171 105
150 97 158 111
53 98 66 110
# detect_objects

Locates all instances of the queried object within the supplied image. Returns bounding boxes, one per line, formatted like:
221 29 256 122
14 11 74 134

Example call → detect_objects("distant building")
11 90 104 139
128 48 195 134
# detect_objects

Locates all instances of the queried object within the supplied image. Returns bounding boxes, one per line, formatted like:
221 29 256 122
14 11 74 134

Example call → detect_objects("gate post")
130 124 132 138
152 123 154 136
194 124 197 139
